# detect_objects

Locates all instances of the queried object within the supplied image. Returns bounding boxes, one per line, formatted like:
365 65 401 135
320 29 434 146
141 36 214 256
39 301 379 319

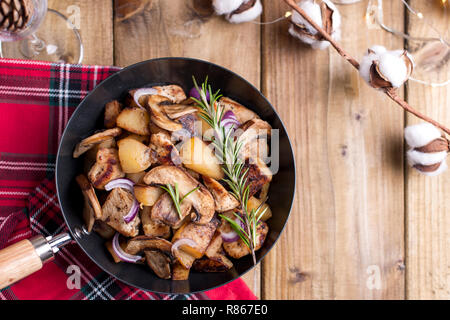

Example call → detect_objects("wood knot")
340 145 348 157
289 267 309 284
397 260 405 271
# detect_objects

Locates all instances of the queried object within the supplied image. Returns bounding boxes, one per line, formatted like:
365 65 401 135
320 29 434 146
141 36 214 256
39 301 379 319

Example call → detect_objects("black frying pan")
0 58 296 294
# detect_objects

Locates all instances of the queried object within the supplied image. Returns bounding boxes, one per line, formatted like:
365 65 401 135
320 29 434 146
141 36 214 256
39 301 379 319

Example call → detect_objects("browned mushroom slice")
217 97 259 124
223 221 268 259
244 158 272 197
147 95 183 132
193 255 233 272
140 206 171 239
151 192 192 228
238 119 271 159
83 137 117 174
240 118 272 134
149 121 171 136
185 168 200 180
152 85 187 103
143 165 215 225
163 104 198 119
238 119 272 158
104 100 122 129
76 174 102 232
149 132 182 166
101 187 140 237
205 232 224 258
172 219 219 259
125 236 172 255
172 262 190 280
88 148 125 189
145 250 172 279
73 127 122 158
241 138 269 161
202 176 239 213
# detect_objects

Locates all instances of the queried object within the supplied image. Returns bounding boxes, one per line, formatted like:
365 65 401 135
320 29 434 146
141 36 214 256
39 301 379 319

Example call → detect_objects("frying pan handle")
0 233 72 289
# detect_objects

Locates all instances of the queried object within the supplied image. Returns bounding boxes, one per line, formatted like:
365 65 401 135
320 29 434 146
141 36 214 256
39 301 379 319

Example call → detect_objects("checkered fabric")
0 58 257 300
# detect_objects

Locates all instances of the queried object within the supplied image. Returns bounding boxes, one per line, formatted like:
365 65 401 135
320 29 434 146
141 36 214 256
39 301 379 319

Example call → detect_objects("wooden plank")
405 1 450 300
47 0 114 65
261 0 405 299
114 0 261 297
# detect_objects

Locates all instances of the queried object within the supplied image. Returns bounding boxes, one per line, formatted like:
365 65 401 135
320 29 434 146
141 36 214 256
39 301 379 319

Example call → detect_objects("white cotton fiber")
226 0 263 23
359 52 378 84
291 0 323 36
289 0 341 50
213 0 244 15
369 45 387 55
417 160 448 177
377 52 408 88
407 149 447 166
404 122 442 148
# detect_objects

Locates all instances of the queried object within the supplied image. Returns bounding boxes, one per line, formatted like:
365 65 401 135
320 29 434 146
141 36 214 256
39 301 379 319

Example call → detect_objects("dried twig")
283 0 450 136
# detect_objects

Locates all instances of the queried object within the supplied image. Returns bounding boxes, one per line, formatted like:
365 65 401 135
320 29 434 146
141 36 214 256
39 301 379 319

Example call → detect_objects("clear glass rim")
0 0 48 41
0 8 84 64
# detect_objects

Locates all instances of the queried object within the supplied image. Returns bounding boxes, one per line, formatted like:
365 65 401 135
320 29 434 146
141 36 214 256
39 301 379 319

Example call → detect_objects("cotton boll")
416 160 448 177
404 122 449 176
407 149 448 166
369 45 387 55
288 25 328 48
377 53 408 88
325 0 341 31
291 1 323 36
289 0 341 50
359 45 414 89
404 123 442 148
226 0 263 23
359 52 378 84
212 0 244 15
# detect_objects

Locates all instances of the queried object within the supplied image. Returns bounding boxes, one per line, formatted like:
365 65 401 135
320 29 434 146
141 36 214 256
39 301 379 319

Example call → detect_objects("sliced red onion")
221 217 244 242
112 233 142 263
104 178 135 193
123 199 139 223
171 238 198 257
189 87 210 101
133 88 158 109
221 230 239 243
221 110 240 134
235 217 245 230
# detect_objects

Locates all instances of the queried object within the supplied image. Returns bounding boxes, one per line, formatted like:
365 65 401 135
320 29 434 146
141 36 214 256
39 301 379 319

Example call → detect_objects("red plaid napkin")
0 58 257 300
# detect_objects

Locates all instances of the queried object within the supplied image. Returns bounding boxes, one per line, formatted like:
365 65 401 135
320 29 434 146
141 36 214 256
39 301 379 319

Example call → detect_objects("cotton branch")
283 0 450 136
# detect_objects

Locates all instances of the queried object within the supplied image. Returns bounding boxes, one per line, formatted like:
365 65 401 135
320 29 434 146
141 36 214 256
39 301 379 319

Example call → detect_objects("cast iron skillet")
56 57 296 294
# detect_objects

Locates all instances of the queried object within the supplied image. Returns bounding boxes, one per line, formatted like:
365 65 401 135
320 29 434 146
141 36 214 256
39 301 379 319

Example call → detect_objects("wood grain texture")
114 0 262 297
406 1 450 300
261 0 405 299
0 239 43 289
47 0 114 65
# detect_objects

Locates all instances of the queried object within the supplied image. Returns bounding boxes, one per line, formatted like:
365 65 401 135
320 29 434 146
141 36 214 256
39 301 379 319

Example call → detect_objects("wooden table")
49 0 449 299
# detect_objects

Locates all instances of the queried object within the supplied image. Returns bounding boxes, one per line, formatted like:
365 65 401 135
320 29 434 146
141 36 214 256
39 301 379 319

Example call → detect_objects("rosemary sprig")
159 183 199 219
191 77 267 265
